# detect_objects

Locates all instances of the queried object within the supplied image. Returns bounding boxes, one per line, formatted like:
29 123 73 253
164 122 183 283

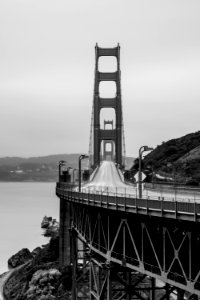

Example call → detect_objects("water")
0 182 59 275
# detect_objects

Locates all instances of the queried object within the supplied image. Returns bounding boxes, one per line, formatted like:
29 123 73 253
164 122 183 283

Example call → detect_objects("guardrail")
57 182 200 202
56 183 200 222
145 182 200 194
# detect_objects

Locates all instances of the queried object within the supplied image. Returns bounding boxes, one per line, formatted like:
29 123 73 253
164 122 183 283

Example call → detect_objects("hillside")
0 154 134 182
0 154 88 182
143 131 200 185
0 154 82 168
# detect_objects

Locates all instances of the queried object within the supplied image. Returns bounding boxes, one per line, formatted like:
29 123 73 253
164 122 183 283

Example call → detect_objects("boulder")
31 246 42 257
8 248 33 268
41 216 52 229
41 216 59 238
26 268 61 299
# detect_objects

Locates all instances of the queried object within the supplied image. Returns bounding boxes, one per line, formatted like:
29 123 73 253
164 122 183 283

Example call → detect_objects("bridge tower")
89 44 125 169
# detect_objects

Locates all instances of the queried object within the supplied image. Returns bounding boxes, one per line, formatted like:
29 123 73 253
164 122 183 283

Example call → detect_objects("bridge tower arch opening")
102 140 115 161
99 81 117 98
98 56 117 72
101 120 115 161
100 108 116 129
89 43 126 169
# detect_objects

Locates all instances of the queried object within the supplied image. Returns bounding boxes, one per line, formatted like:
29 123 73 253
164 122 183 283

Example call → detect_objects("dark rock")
43 221 59 238
4 237 61 299
31 247 42 257
41 216 52 229
8 248 33 268
41 216 59 238
25 269 61 299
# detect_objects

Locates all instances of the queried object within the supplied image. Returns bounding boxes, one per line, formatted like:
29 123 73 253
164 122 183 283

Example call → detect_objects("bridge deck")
56 184 200 222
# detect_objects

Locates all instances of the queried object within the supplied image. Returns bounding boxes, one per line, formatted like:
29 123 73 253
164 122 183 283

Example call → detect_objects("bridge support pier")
71 228 78 300
177 288 185 300
150 277 156 300
59 198 71 267
164 284 170 300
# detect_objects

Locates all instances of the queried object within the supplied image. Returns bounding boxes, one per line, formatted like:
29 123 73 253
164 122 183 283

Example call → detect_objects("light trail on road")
80 161 200 202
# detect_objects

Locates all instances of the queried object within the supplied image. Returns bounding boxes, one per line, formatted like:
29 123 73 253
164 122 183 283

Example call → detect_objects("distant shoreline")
0 180 56 183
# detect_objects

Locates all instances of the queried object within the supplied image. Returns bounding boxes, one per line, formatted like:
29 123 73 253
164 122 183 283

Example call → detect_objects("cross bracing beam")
58 191 200 297
96 46 119 57
99 129 116 140
70 235 169 300
99 97 117 108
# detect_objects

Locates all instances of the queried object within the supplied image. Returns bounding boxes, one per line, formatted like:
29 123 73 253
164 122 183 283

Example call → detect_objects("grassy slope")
143 131 200 183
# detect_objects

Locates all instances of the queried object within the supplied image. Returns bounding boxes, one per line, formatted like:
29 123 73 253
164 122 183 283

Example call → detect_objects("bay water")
0 182 59 275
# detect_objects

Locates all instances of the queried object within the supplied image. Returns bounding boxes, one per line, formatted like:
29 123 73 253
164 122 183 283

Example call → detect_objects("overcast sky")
0 0 200 158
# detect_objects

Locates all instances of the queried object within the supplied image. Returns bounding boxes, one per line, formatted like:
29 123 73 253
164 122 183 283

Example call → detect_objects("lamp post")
59 160 66 182
79 154 89 192
152 164 154 189
67 167 73 183
138 146 153 198
72 168 78 184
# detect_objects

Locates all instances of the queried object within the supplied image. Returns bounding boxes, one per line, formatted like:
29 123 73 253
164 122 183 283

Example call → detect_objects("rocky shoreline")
0 217 72 300
0 270 13 300
1 263 30 300
2 237 73 300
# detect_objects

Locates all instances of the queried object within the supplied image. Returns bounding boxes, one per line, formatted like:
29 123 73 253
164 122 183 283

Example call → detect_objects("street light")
59 160 66 182
138 146 153 198
67 167 73 183
72 168 78 184
79 154 89 192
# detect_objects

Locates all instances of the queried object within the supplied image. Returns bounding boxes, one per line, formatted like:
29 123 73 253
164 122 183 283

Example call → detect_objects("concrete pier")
59 198 71 267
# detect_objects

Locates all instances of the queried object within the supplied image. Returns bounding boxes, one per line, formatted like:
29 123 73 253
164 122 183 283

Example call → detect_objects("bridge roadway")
56 161 200 298
80 161 200 204
58 160 200 227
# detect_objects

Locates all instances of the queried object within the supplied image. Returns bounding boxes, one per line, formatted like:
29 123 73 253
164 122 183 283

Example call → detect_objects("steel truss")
67 202 200 299
72 253 176 300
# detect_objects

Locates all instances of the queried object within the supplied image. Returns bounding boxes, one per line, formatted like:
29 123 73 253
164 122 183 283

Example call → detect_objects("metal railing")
57 182 200 202
145 182 200 194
